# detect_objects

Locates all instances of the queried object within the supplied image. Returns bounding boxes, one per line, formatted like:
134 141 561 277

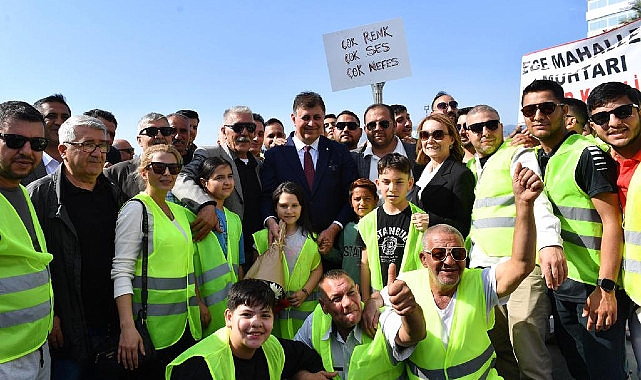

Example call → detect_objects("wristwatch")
597 278 616 292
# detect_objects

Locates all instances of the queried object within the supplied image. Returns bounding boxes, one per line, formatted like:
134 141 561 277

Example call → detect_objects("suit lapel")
219 146 244 202
313 138 330 194
420 158 453 198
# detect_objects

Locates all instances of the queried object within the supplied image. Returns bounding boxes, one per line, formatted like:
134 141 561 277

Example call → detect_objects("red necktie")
304 145 315 189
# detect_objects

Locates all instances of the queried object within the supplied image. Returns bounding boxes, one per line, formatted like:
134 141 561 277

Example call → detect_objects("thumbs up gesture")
387 264 418 316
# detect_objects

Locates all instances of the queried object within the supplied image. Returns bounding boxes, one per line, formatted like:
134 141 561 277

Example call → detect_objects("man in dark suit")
352 103 416 184
260 92 358 268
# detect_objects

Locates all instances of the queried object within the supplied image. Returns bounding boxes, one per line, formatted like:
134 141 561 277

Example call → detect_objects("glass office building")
586 0 637 36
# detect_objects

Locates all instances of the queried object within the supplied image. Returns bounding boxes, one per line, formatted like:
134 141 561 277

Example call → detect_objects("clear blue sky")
0 1 588 150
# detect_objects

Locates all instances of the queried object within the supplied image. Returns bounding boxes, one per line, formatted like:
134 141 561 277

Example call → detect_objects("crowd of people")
1 78 640 380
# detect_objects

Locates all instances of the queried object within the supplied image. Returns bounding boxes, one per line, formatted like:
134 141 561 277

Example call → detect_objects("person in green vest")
253 181 323 339
294 268 425 379
587 81 641 378
465 104 565 380
0 101 53 379
370 163 543 380
166 278 331 379
195 156 245 335
522 79 628 379
113 144 205 379
359 153 428 302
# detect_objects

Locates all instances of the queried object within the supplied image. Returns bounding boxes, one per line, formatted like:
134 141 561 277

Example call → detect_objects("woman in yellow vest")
112 144 203 379
252 182 322 339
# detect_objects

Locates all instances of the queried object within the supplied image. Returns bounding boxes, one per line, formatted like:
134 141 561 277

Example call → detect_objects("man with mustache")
28 115 123 379
167 113 192 164
431 91 458 123
173 106 263 272
104 112 175 200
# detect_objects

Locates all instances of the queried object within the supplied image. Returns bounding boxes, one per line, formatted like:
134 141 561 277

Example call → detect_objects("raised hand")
512 162 543 204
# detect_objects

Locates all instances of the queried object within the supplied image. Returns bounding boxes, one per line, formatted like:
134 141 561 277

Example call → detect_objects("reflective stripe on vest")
198 262 231 286
358 202 424 291
407 344 495 380
469 143 521 257
131 194 201 349
626 230 641 246
623 163 641 305
541 135 603 285
0 187 53 363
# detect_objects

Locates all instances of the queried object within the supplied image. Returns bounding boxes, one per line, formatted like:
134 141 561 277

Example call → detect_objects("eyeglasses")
520 102 564 118
418 130 448 140
139 127 176 137
335 121 359 131
590 104 639 126
118 148 135 154
0 133 48 151
425 247 467 262
466 120 500 134
224 122 256 133
436 101 458 111
365 120 391 131
456 123 466 130
64 141 111 153
146 162 182 175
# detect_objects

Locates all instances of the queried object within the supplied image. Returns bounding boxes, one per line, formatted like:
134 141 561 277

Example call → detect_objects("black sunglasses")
425 247 467 262
590 104 639 126
521 102 564 118
436 100 458 111
418 130 448 140
146 162 182 175
224 122 257 133
365 120 391 131
456 123 466 130
466 120 500 134
139 127 176 137
335 121 359 131
0 133 48 151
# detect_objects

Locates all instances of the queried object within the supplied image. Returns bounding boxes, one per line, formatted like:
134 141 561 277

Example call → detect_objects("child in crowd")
359 153 428 301
191 157 245 335
338 178 378 286
253 182 322 339
166 279 326 379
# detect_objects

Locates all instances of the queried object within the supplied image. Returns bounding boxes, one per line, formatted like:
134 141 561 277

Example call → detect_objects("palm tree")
621 0 641 23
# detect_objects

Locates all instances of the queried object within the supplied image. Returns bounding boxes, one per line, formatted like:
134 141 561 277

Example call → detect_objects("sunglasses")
0 133 48 151
456 123 466 130
466 120 500 134
65 141 111 154
590 104 639 126
224 122 257 133
146 162 182 175
425 247 467 262
520 102 564 118
436 100 458 111
139 127 176 137
419 130 448 140
335 121 359 131
365 120 391 131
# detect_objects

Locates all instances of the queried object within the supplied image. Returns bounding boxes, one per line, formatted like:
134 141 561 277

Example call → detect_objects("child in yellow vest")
252 182 322 339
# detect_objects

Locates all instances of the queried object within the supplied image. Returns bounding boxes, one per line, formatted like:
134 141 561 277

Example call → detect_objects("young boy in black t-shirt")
357 153 428 301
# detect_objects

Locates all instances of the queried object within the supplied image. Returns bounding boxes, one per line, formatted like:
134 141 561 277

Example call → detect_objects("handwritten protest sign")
519 19 640 122
323 18 411 92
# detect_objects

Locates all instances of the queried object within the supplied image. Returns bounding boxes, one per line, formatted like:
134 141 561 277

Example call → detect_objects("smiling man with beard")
104 112 175 200
466 104 565 380
294 268 424 379
173 106 263 272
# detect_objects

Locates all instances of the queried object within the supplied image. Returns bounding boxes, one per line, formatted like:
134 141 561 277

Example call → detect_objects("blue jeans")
552 281 630 380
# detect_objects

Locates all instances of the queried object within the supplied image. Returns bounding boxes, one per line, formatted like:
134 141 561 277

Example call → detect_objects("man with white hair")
28 115 124 379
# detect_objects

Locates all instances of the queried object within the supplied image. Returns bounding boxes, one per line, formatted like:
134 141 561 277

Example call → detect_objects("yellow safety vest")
403 268 499 379
310 303 404 379
469 142 521 257
358 202 424 292
131 194 201 349
185 208 239 337
0 187 53 363
539 135 605 285
253 229 320 339
622 163 641 305
166 326 284 380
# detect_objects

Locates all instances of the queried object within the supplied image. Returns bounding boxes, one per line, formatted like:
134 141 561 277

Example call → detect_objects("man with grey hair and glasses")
28 115 124 379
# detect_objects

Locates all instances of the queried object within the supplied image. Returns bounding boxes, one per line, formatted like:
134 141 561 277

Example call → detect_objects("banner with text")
323 18 411 92
519 19 640 122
